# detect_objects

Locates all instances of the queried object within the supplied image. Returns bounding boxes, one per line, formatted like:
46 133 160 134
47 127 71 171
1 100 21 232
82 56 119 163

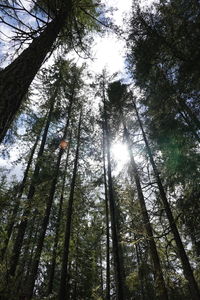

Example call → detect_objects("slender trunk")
135 239 145 300
9 98 55 277
133 102 200 300
103 89 125 299
26 101 73 300
73 269 78 300
72 241 79 300
66 261 72 300
190 232 200 257
1 129 41 260
99 244 104 298
0 4 72 142
123 124 168 300
178 109 200 142
58 111 82 300
103 126 110 300
177 98 200 131
47 134 71 296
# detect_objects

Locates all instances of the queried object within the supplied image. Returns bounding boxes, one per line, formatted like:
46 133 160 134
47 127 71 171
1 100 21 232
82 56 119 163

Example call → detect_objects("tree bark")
0 4 71 142
58 111 82 300
133 101 200 300
123 124 168 300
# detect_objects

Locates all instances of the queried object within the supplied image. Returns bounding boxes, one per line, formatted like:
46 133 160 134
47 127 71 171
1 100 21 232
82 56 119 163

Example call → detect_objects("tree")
58 110 82 300
25 99 73 299
8 78 58 278
47 131 71 296
127 0 200 140
132 99 200 300
1 1 200 296
101 74 126 300
0 125 42 260
0 0 103 142
102 123 111 300
127 1 200 296
107 79 200 299
107 80 168 299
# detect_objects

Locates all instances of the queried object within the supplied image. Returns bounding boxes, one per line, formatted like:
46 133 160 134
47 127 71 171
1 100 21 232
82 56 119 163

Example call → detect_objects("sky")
0 0 153 178
89 0 132 75
76 0 154 76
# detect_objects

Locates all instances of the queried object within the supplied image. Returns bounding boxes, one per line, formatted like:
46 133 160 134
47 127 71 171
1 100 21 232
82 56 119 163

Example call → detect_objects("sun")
111 141 144 174
111 142 129 169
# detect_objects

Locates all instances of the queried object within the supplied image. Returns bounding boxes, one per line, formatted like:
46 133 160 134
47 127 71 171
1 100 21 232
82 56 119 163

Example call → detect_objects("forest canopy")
0 0 199 299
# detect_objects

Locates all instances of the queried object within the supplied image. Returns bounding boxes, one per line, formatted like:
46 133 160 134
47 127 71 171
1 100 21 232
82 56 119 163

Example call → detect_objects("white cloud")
90 34 126 74
84 0 132 75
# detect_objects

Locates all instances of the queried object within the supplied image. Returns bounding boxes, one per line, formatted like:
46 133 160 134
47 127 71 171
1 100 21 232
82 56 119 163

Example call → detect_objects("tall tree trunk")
133 102 200 300
135 237 145 300
47 133 71 296
72 240 79 300
1 129 41 260
99 244 104 298
26 100 73 300
103 86 125 300
0 4 72 142
123 123 168 300
58 111 82 300
102 125 111 300
9 97 55 277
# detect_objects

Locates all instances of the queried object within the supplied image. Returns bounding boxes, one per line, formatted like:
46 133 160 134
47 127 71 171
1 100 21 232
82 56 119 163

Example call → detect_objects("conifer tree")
59 110 82 300
101 74 126 300
0 0 103 142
